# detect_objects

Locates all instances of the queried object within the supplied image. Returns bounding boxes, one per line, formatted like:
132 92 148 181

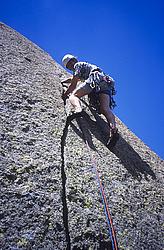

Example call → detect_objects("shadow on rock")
70 110 156 181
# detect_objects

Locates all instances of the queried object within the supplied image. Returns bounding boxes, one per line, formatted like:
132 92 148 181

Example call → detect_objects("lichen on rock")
0 22 163 250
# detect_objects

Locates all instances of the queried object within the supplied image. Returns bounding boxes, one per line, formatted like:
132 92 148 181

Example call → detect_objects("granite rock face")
0 23 163 250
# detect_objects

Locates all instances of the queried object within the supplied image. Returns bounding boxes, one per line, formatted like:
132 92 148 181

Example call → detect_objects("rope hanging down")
75 114 118 250
85 140 118 250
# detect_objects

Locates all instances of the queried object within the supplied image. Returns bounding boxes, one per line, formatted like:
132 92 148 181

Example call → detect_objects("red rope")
85 141 118 250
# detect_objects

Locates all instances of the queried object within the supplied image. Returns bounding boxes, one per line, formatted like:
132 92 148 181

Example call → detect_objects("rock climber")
61 54 119 146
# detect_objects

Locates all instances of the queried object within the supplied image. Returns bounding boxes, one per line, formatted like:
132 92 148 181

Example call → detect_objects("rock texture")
0 22 163 250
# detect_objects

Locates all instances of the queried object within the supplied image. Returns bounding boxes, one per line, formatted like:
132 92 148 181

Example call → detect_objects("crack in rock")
61 117 71 250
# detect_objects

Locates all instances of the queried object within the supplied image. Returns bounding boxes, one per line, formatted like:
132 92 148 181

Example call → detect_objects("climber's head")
62 54 78 70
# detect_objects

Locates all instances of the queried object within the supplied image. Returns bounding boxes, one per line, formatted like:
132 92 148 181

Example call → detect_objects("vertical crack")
60 112 89 249
61 117 71 250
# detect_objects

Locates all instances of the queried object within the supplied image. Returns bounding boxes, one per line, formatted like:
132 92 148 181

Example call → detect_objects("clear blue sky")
1 0 164 159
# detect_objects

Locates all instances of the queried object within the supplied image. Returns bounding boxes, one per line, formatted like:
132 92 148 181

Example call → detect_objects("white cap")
62 54 76 67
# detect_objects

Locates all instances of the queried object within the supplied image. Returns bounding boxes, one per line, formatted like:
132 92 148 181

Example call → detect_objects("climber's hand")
61 78 72 84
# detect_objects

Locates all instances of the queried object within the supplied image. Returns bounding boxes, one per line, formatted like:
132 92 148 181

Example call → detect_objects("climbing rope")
85 140 118 250
74 114 118 249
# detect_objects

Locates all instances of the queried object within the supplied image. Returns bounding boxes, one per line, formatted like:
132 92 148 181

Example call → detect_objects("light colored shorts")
73 80 112 96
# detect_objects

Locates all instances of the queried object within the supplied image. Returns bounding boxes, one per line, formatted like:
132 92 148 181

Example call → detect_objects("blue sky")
1 0 164 159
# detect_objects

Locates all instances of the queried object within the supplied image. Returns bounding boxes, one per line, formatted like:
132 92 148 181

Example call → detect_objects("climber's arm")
63 75 79 97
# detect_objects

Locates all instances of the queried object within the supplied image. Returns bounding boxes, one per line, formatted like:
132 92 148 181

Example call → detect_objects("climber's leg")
69 82 92 113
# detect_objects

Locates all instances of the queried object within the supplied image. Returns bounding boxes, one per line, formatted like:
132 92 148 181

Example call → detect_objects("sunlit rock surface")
0 22 163 250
